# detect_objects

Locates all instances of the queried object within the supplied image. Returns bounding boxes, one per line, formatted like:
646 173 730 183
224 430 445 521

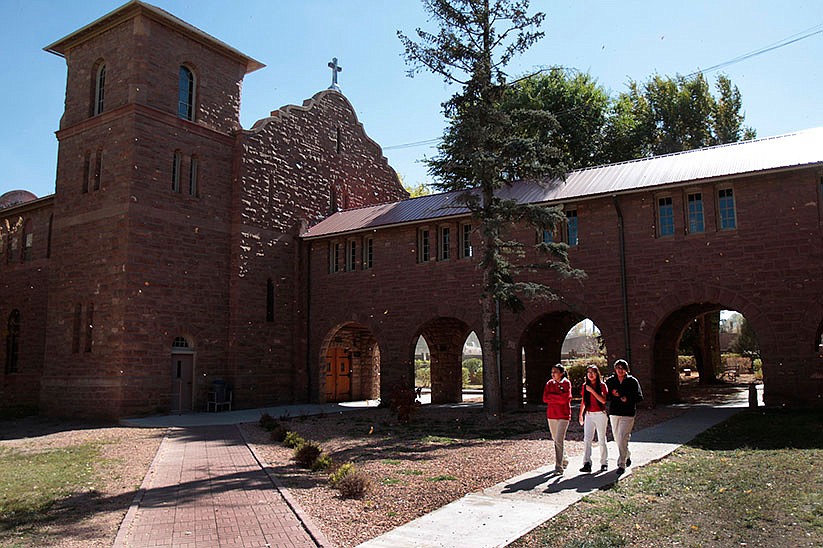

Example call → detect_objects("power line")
686 22 823 77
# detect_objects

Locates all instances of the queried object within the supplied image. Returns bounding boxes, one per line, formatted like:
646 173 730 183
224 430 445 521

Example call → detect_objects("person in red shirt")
578 365 609 473
543 363 572 473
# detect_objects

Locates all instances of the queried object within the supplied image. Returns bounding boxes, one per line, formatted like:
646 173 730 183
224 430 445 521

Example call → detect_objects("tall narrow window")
172 151 182 192
5 310 20 373
329 242 341 273
566 209 579 247
189 156 198 196
418 228 431 262
345 240 357 271
72 304 82 354
178 66 195 121
94 63 106 116
82 151 91 193
687 192 705 233
718 188 737 230
93 148 102 191
47 214 53 258
541 227 554 244
21 220 32 262
657 196 675 237
438 226 451 260
84 303 94 352
460 222 473 258
363 237 374 270
266 278 275 322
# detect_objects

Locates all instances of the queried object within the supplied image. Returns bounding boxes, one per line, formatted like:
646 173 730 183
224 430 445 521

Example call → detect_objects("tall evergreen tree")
399 0 582 415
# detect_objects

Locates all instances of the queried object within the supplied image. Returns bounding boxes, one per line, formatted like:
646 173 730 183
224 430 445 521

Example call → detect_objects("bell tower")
39 0 262 417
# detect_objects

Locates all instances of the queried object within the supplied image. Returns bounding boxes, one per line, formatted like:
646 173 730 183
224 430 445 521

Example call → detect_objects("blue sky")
1 0 821 199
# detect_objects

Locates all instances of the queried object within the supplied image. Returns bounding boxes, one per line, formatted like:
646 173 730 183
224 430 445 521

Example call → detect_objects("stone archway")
414 317 472 404
519 311 585 405
319 322 380 403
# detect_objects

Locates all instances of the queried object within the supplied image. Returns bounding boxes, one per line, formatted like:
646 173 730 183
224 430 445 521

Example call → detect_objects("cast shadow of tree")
687 408 823 451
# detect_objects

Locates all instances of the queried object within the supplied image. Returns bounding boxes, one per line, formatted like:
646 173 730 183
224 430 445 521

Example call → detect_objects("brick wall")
0 199 52 411
307 168 823 408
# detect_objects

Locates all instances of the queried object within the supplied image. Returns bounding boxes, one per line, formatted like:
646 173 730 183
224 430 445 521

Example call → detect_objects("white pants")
609 414 635 468
547 418 569 470
582 411 608 466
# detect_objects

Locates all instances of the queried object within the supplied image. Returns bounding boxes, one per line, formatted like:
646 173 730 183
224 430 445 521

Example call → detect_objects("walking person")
606 359 643 473
578 365 608 473
543 363 572 473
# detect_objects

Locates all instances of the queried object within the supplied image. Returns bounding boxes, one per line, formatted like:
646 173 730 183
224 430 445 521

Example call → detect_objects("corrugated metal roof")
303 127 823 239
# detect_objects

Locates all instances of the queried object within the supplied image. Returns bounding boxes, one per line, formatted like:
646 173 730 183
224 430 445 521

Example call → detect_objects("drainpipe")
613 196 631 363
305 239 313 403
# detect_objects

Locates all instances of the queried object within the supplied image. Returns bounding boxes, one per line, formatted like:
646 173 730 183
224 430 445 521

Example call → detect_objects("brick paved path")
114 425 322 548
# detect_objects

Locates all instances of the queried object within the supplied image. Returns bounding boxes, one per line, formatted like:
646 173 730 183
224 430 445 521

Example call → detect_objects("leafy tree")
731 317 761 362
399 0 582 416
501 67 611 169
607 72 756 158
505 70 757 167
404 182 434 197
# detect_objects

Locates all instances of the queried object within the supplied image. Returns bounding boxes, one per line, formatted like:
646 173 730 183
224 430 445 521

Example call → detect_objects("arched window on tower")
93 62 106 116
6 310 20 373
178 66 195 121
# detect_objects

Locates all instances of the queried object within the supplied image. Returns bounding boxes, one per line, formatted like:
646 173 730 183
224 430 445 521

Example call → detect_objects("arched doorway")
520 311 585 404
653 305 762 404
320 322 380 403
413 317 472 404
170 336 195 412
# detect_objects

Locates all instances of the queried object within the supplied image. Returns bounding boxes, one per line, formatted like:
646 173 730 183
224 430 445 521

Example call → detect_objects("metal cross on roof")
327 57 342 91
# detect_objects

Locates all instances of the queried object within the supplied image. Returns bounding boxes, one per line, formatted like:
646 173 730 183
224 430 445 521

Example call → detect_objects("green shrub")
293 440 322 468
461 367 470 386
335 470 372 499
283 431 305 449
269 423 288 442
462 358 483 384
258 412 279 431
415 366 431 387
311 453 333 471
329 462 355 487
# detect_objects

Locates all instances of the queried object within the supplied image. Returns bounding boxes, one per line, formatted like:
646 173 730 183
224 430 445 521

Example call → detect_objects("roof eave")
44 0 264 74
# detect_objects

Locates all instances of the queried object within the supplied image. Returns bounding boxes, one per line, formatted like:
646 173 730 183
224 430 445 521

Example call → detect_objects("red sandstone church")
1 1 821 419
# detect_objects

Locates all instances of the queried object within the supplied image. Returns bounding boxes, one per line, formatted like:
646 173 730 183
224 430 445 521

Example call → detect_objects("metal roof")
303 127 823 239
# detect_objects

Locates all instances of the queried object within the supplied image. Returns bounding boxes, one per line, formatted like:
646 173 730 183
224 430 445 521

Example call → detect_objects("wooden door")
325 347 352 402
171 354 194 412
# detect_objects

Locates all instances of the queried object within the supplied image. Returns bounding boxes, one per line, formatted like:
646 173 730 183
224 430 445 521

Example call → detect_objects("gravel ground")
242 401 686 548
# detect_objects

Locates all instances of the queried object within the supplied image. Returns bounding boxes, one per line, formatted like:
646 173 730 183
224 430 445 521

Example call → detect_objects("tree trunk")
695 312 721 383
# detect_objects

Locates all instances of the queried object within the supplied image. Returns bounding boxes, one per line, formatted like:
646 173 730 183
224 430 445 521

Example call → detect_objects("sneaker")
626 458 632 467
579 462 592 473
554 466 564 474
616 467 625 475
600 464 608 472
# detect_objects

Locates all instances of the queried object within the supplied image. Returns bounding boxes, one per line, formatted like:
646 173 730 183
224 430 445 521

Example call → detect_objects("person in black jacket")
605 359 643 473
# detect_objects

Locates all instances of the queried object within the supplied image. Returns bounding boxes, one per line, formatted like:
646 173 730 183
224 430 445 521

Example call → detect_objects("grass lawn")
511 408 823 548
0 443 101 544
